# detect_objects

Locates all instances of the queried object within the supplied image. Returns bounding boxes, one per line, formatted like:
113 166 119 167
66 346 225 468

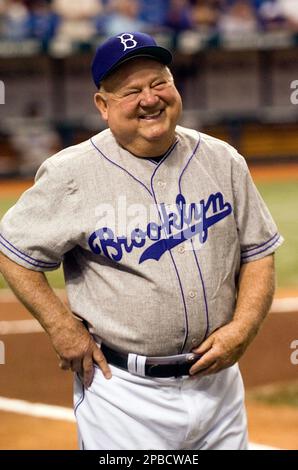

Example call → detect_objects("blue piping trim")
149 139 179 175
241 233 278 254
177 133 210 349
0 240 59 269
0 234 58 267
150 138 188 354
191 239 210 341
146 139 179 167
241 234 281 260
178 135 201 190
90 138 153 197
74 376 85 417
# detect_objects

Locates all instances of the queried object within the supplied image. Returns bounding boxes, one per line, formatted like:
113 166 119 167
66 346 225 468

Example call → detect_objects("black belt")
101 344 200 378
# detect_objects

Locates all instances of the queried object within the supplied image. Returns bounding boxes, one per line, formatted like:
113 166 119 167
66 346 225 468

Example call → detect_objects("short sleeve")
232 153 284 264
0 159 80 271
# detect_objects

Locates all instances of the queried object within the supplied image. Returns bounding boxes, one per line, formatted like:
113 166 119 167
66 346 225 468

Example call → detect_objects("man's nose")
139 88 159 107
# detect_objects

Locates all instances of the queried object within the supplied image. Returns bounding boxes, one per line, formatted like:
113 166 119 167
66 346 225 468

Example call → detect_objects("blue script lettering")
88 192 232 263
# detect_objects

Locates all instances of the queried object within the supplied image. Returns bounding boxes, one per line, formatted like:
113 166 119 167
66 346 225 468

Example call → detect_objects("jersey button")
157 180 166 188
189 290 196 299
178 245 185 254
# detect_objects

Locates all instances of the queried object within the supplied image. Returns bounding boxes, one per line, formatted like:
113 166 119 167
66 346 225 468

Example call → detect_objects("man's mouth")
139 110 163 120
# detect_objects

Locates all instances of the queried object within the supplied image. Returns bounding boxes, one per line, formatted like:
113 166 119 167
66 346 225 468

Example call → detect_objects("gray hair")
98 65 174 93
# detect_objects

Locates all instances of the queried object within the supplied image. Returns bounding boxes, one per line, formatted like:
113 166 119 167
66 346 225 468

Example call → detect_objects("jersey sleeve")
232 153 284 264
0 159 80 271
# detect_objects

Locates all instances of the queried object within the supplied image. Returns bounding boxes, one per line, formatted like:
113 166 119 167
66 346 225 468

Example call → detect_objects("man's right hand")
0 253 111 387
49 317 112 387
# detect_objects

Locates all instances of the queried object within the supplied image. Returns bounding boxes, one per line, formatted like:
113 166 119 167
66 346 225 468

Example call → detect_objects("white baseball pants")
74 363 248 450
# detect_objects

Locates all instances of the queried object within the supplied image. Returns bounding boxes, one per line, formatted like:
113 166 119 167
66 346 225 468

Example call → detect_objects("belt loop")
128 353 147 376
136 355 146 377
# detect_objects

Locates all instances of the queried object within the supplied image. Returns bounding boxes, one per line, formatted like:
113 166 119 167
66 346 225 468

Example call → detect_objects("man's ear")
94 92 108 121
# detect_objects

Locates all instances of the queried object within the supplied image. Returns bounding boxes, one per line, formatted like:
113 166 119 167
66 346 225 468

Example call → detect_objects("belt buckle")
146 353 198 378
146 363 176 378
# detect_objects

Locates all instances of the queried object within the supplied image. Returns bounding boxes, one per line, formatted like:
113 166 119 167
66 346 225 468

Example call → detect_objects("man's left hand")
189 320 253 377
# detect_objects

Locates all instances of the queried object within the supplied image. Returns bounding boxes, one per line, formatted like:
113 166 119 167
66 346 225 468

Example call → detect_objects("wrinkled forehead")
101 57 170 91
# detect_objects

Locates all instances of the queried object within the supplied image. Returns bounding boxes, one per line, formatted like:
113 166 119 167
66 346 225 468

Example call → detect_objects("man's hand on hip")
0 253 112 388
189 320 251 377
49 317 112 387
190 256 275 377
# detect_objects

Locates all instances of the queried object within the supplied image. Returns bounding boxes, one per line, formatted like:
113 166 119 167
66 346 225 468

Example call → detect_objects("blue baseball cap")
91 32 172 88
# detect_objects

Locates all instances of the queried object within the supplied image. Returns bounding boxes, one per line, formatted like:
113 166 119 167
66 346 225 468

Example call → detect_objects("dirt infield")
249 163 298 182
246 402 298 450
0 180 33 197
0 412 77 450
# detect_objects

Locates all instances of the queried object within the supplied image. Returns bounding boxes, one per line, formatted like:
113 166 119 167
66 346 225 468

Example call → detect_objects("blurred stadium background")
0 0 298 450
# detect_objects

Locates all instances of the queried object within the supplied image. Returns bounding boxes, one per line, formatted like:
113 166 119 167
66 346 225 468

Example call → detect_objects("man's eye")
153 82 166 89
124 90 139 96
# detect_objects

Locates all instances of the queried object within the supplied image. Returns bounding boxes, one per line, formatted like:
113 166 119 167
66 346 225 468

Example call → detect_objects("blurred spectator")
101 0 147 36
52 0 103 42
0 0 5 36
0 130 19 177
138 0 170 28
27 0 59 49
218 0 259 35
276 0 298 32
1 0 298 45
1 0 30 40
191 0 222 32
8 101 61 177
164 0 192 33
256 0 286 31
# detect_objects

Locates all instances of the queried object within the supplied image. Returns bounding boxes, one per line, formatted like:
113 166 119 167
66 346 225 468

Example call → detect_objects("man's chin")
142 127 173 142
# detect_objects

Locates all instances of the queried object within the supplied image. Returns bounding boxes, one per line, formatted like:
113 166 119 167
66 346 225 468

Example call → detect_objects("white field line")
248 442 279 450
0 288 65 335
0 289 66 302
0 396 278 449
271 297 298 313
0 319 43 335
0 396 75 422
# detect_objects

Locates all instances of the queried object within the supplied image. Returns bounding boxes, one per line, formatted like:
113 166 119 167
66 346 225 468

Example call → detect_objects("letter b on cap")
117 33 137 52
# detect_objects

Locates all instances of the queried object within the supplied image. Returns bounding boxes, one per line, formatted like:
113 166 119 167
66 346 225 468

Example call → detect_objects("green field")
247 381 298 407
256 180 298 290
0 180 297 290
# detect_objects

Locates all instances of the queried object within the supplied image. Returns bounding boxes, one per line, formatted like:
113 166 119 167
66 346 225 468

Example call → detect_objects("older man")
0 32 283 450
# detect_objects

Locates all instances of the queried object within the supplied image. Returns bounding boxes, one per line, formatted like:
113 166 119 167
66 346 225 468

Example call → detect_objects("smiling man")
94 57 182 157
0 32 283 450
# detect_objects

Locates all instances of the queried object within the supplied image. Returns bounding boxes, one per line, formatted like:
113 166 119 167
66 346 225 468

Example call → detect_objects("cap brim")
100 46 172 83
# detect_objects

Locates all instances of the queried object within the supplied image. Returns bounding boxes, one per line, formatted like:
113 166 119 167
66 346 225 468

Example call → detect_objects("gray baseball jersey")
0 126 283 356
